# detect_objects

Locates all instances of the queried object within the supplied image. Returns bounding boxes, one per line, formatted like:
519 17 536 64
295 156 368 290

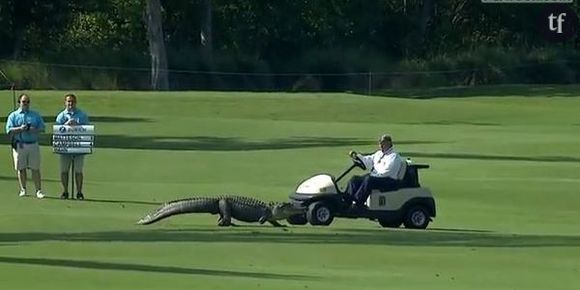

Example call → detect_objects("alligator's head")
269 202 305 220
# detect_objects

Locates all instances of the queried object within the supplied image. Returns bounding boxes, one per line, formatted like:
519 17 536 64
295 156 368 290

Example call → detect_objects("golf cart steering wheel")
349 151 367 170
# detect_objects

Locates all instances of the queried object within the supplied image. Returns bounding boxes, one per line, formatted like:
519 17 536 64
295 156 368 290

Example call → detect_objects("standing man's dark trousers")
347 174 399 206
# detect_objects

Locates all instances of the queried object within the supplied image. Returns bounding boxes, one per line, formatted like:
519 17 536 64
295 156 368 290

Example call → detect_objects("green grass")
1 86 580 289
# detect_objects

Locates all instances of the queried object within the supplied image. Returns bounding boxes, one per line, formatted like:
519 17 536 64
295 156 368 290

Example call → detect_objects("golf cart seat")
399 162 429 188
370 160 429 194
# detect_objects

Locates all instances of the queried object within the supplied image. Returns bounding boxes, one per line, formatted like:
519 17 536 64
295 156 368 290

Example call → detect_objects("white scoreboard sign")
52 125 95 154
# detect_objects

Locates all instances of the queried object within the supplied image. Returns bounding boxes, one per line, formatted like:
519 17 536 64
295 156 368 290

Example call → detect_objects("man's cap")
379 134 392 143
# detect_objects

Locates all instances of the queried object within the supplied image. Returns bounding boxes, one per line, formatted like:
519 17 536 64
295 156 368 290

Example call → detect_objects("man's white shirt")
357 147 404 179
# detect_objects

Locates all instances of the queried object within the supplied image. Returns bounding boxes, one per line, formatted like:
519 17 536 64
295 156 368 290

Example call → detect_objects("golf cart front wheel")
403 206 430 229
286 214 308 225
307 202 334 226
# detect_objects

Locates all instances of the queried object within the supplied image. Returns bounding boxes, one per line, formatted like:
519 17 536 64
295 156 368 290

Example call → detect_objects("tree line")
1 0 579 90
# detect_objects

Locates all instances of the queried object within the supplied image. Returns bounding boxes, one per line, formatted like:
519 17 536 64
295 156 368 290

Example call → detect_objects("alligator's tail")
137 197 219 225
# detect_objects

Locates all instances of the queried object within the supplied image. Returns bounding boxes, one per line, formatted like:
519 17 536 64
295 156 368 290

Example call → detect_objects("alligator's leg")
218 199 233 226
257 206 273 224
258 216 267 224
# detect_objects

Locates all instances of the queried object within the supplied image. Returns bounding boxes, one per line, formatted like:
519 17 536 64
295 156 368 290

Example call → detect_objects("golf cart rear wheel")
307 202 334 226
403 206 430 229
378 218 402 228
286 214 308 225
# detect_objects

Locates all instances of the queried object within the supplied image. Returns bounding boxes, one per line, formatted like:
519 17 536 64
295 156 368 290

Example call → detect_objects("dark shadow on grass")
426 227 494 233
4 136 573 163
334 227 494 234
81 197 160 206
0 115 151 123
0 175 59 183
86 135 371 151
402 151 580 163
41 196 160 206
0 175 16 181
0 256 314 280
1 228 579 248
357 85 580 99
0 135 438 151
400 121 501 126
37 116 151 123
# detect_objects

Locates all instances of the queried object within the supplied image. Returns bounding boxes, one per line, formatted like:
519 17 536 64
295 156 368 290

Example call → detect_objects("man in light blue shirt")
5 94 46 198
55 93 90 200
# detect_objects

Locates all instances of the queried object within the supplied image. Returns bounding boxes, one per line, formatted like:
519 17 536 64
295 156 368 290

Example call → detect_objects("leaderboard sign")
52 125 95 154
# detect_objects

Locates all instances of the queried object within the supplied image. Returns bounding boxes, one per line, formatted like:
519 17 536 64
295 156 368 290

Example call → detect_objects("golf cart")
287 153 436 229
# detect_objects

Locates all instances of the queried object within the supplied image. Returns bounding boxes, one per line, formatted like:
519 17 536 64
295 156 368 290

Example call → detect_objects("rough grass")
0 86 579 290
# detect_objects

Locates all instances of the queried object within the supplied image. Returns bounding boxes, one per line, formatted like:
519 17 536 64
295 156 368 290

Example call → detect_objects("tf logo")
538 4 578 42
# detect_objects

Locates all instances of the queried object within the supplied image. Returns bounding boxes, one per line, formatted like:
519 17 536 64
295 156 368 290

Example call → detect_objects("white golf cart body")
295 174 433 211
289 160 436 229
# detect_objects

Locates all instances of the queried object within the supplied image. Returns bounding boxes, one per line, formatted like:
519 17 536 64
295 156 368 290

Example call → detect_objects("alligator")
137 195 304 227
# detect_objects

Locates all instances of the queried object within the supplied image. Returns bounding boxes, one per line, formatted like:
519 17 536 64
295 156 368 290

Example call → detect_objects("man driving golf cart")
287 133 435 228
346 134 406 208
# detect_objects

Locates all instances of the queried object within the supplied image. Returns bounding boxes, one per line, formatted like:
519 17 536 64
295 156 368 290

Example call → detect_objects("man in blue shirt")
5 94 46 198
55 93 90 200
